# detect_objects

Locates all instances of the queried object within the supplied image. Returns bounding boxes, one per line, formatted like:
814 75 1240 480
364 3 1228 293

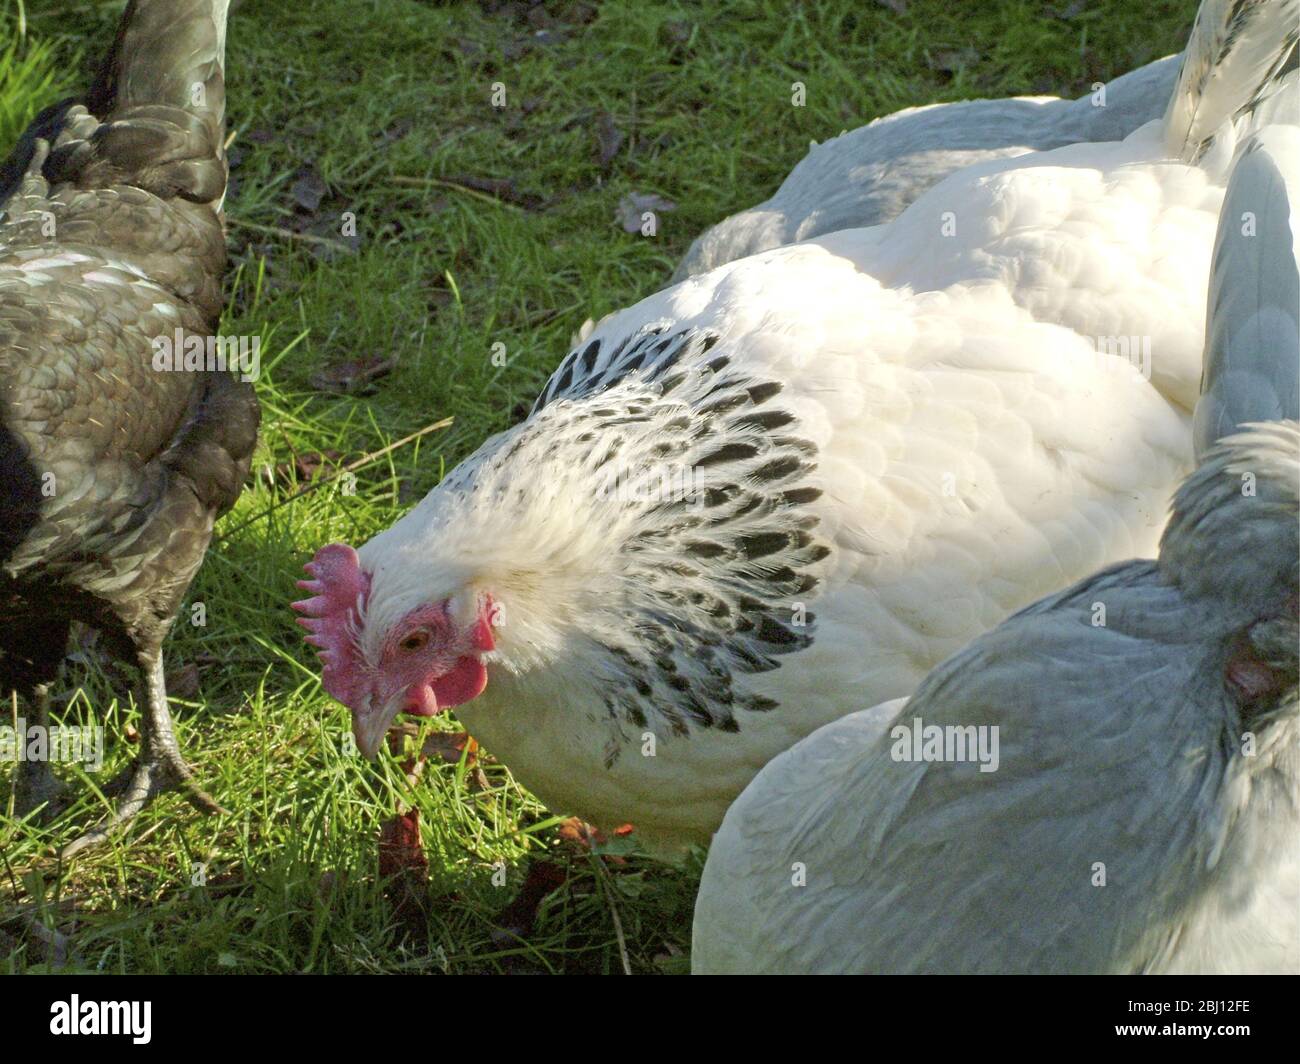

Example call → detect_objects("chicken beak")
351 690 408 760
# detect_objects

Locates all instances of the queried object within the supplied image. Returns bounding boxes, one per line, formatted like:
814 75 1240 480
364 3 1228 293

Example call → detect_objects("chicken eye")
399 631 430 653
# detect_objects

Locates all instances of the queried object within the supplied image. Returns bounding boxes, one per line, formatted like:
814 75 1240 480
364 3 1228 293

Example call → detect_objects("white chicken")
674 54 1180 280
692 118 1300 975
294 0 1297 854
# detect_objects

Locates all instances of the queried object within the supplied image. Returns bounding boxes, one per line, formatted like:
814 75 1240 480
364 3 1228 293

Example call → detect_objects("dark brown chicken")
0 0 257 854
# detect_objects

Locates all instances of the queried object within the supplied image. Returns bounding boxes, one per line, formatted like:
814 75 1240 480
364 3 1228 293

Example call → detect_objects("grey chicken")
0 0 257 854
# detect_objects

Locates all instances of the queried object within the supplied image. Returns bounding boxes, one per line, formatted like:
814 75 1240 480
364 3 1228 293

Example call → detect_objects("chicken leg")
12 684 66 817
61 650 225 858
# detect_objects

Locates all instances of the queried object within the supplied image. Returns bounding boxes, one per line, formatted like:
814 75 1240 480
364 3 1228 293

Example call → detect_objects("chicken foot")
61 651 225 858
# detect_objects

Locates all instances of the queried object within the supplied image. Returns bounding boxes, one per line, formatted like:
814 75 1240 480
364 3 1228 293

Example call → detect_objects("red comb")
292 543 371 706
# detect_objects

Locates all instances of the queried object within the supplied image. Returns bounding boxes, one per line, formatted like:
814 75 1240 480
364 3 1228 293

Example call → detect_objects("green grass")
1 0 1197 973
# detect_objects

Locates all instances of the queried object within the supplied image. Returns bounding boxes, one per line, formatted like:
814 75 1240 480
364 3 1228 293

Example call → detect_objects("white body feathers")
673 55 1181 280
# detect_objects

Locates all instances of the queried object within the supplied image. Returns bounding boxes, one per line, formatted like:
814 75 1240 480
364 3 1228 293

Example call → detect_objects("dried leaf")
263 448 344 489
386 720 423 746
1048 0 1087 18
555 817 633 861
595 112 624 168
422 731 479 766
378 116 414 143
378 807 427 879
7 914 78 968
616 192 676 233
166 662 201 700
564 2 599 26
490 860 567 945
308 357 395 396
291 167 327 213
556 816 593 845
658 18 692 48
927 47 979 76
317 870 344 902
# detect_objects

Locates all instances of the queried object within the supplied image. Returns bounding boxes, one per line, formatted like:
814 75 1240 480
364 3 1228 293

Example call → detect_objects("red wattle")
433 655 489 709
403 684 439 717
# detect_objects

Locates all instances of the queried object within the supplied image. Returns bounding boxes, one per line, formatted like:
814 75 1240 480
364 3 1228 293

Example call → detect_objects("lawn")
1 0 1198 974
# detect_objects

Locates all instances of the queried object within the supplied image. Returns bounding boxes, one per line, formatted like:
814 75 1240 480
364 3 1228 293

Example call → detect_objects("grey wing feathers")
1193 123 1300 459
697 570 1222 974
692 698 908 974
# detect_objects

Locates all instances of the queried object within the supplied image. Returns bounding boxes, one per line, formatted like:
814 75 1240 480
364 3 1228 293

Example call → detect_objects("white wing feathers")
1163 0 1298 163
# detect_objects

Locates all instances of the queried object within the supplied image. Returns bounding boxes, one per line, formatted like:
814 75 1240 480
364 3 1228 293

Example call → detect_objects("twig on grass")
392 174 528 211
587 837 632 976
226 216 353 250
217 416 454 542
